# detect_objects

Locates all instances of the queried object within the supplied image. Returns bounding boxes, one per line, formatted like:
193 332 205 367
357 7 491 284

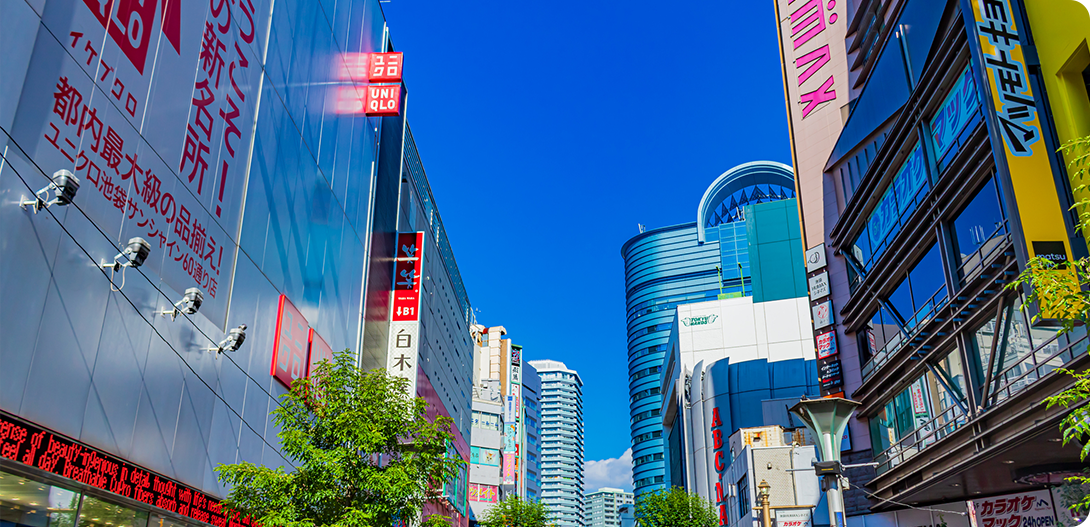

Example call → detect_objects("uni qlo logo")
307 328 334 378
83 0 181 75
365 85 401 117
271 295 310 388
369 52 403 83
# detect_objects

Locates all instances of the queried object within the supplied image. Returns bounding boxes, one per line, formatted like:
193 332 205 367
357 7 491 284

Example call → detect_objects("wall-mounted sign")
812 300 834 329
776 509 812 527
816 330 837 359
272 295 310 388
368 52 403 83
392 232 424 321
1032 241 1069 269
364 85 401 117
307 328 334 377
805 244 827 273
708 407 728 526
682 314 719 327
808 271 830 300
817 357 843 390
0 411 255 527
468 483 499 503
967 490 1055 527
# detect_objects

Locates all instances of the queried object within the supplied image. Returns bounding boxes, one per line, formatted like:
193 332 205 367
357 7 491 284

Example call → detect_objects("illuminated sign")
392 232 424 321
364 85 402 117
272 295 310 388
818 357 843 390
816 330 837 359
368 52 403 83
0 411 254 527
967 490 1055 527
307 328 334 377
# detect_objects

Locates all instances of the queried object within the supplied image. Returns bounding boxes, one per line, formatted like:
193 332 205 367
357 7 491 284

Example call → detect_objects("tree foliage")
478 496 551 527
1007 135 1090 516
635 487 718 527
215 349 462 527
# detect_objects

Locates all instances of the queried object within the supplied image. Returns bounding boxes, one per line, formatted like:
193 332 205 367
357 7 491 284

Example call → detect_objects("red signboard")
368 52 403 83
0 411 254 527
307 328 335 377
271 294 310 388
816 330 837 359
364 85 401 117
392 232 424 321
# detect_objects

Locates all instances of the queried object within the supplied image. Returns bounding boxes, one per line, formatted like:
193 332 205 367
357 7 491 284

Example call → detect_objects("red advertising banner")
392 232 424 322
968 490 1054 527
0 411 254 527
271 294 310 388
816 330 837 359
364 85 402 117
368 52 403 83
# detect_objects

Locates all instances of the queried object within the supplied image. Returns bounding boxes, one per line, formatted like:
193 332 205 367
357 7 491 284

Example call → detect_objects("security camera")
205 324 247 355
157 287 203 320
101 237 151 290
21 170 80 213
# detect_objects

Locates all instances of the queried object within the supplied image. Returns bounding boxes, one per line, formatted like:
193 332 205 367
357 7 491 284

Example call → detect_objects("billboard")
2 0 279 327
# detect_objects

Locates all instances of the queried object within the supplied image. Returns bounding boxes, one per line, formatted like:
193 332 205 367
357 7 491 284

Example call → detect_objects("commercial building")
620 161 796 497
584 488 633 527
775 0 1090 513
528 360 585 527
467 326 542 523
0 1 472 526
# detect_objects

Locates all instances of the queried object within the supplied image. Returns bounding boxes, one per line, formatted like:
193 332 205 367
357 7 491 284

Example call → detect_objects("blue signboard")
930 66 981 162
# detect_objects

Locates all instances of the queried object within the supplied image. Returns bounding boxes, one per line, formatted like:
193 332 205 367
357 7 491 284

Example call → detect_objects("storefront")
0 412 250 527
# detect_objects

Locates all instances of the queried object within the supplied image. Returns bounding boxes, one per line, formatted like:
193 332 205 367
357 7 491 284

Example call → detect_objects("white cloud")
583 448 633 493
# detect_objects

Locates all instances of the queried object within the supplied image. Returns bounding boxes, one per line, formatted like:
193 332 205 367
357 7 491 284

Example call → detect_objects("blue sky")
383 0 793 488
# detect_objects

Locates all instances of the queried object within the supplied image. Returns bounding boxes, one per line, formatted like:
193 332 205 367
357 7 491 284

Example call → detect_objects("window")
951 176 1007 277
0 470 80 527
472 411 501 431
929 65 982 171
971 298 1061 399
852 143 930 270
737 475 749 522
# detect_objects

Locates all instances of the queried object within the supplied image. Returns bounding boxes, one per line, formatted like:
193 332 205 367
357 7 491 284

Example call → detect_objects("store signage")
930 66 980 160
471 446 501 466
682 314 719 327
867 143 927 251
818 357 843 390
368 52 403 83
1032 241 1069 269
364 85 402 117
0 411 254 527
812 300 834 329
272 295 310 388
967 490 1055 527
502 452 516 483
307 329 335 377
809 272 830 300
778 0 845 118
805 244 827 273
469 483 499 503
816 330 837 359
776 509 812 527
392 232 424 321
969 0 1074 293
709 407 729 525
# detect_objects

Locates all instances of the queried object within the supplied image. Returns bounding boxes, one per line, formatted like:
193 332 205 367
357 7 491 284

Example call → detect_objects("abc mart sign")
682 314 719 327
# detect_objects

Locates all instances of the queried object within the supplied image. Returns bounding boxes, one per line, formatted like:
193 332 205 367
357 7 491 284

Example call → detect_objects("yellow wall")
1025 0 1090 246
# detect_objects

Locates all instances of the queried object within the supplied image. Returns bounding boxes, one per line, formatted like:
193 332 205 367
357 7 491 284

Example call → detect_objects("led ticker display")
0 411 253 527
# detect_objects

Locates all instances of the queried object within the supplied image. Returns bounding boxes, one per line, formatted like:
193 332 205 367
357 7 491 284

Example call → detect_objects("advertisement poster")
816 330 837 359
968 490 1055 527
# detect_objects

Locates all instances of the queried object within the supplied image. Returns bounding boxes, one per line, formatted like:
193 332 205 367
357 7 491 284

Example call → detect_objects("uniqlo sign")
272 295 310 387
369 52 403 82
392 232 425 321
365 85 402 117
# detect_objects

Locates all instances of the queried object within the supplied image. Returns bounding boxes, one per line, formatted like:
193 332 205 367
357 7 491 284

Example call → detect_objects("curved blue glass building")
620 161 795 496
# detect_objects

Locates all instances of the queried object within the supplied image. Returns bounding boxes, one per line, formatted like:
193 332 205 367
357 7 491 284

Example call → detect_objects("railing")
861 284 948 380
990 330 1088 404
875 403 968 475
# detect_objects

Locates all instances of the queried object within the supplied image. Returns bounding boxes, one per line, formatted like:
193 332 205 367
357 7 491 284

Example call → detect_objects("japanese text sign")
816 330 837 359
272 295 310 388
369 52 403 83
392 232 424 321
968 490 1055 527
386 322 420 396
307 328 334 378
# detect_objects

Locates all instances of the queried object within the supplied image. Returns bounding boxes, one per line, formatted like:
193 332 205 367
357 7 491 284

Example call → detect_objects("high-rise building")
776 0 1090 517
584 488 633 527
0 1 474 525
620 162 796 497
528 360 585 527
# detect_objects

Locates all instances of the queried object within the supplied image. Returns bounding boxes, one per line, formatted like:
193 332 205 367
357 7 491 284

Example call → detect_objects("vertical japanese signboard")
387 232 424 396
503 346 522 487
6 0 273 328
968 0 1074 288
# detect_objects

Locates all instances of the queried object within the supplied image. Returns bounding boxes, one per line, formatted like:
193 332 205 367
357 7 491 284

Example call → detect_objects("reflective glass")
75 495 147 527
0 471 79 527
952 177 1006 275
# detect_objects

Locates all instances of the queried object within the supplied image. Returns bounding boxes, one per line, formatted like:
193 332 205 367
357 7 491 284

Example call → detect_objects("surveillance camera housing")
181 287 203 315
21 170 80 213
124 237 151 268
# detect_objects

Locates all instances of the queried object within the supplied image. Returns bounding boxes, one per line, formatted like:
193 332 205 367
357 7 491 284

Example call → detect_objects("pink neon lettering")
796 44 831 85
800 76 836 117
790 0 826 50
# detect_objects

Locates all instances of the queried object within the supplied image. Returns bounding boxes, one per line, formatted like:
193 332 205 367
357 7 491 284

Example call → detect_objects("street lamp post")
758 480 772 527
789 397 861 527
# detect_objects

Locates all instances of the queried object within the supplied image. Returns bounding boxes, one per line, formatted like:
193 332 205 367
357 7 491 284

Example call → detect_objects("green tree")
635 486 718 527
215 349 463 527
478 496 551 527
1008 135 1090 517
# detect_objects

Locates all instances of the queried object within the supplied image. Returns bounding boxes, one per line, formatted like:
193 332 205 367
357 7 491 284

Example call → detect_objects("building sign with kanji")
270 294 337 389
967 490 1055 527
332 52 404 116
387 233 425 396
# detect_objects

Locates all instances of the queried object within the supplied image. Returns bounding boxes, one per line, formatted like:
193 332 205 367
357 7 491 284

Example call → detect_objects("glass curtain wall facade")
620 162 795 497
527 361 585 527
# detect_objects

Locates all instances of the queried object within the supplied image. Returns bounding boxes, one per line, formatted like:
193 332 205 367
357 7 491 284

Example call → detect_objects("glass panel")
148 515 188 527
0 471 80 527
870 403 896 458
930 65 982 162
75 495 148 527
952 177 1006 273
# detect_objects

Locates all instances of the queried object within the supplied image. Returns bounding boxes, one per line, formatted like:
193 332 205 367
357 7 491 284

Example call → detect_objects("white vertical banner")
386 322 419 395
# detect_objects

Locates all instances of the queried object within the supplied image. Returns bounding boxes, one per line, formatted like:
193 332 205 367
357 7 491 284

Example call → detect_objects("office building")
620 161 796 497
528 360 585 527
775 0 1090 514
0 1 473 525
585 488 633 527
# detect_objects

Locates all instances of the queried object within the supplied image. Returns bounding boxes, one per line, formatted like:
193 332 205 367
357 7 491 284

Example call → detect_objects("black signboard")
0 411 255 527
818 357 843 390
